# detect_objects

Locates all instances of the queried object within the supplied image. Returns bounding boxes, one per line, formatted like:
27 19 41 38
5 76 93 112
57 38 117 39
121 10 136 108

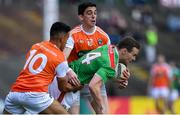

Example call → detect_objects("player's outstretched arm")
89 74 104 114
57 77 83 93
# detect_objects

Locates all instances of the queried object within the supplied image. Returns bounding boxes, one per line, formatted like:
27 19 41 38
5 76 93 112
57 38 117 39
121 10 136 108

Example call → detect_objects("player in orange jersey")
148 54 171 114
63 2 110 114
3 22 81 114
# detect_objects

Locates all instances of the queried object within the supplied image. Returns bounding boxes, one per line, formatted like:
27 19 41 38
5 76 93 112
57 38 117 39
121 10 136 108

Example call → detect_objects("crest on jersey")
98 39 103 45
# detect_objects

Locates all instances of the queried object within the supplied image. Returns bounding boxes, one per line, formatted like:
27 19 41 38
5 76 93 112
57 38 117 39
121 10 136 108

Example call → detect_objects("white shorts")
49 77 80 111
169 89 179 101
151 87 169 99
61 91 80 111
4 92 54 114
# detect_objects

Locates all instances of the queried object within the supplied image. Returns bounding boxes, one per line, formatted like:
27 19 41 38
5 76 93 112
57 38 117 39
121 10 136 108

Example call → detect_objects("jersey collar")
80 24 96 35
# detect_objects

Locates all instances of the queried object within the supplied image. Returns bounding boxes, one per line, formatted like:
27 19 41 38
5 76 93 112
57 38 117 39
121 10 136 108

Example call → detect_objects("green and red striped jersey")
69 45 119 84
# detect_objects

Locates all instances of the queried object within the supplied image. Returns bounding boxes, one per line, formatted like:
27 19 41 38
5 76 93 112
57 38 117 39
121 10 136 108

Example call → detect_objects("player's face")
120 47 139 65
125 47 139 64
80 6 97 28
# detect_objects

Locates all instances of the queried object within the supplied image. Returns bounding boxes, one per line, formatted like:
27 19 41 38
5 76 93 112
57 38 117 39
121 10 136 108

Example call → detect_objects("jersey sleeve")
95 66 116 83
65 35 74 49
56 61 69 78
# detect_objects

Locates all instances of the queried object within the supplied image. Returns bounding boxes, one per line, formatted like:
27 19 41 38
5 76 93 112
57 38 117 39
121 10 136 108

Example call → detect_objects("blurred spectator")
131 7 142 22
167 15 180 32
148 54 171 114
131 5 153 25
131 23 145 43
145 25 158 64
107 26 122 45
160 0 180 8
98 8 127 45
109 9 128 30
104 0 115 6
97 10 110 32
126 0 146 6
168 61 180 114
141 5 153 25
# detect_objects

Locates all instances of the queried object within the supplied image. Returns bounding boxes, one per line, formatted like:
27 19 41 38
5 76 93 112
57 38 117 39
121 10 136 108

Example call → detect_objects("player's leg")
92 84 108 113
102 94 109 113
168 89 178 113
69 104 79 114
160 87 170 114
90 95 108 113
69 91 80 114
80 84 108 114
155 87 169 114
80 85 94 114
59 91 80 114
49 77 79 114
155 97 163 113
151 87 162 113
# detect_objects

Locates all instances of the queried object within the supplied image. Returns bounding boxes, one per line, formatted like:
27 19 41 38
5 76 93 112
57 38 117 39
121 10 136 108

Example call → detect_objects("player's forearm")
57 77 82 92
89 86 103 114
59 83 82 93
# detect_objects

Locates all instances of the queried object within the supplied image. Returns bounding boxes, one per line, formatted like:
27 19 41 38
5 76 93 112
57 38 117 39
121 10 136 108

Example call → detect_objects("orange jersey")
66 25 110 63
151 63 171 87
11 41 67 92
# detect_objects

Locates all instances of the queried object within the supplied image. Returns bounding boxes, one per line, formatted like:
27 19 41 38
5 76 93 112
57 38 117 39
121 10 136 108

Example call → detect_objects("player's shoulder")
53 50 66 63
30 41 44 49
70 25 82 35
96 26 109 38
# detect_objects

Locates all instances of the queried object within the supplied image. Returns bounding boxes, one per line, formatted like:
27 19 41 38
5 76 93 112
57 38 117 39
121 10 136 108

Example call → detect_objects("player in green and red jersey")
168 61 180 114
70 44 119 84
49 36 140 114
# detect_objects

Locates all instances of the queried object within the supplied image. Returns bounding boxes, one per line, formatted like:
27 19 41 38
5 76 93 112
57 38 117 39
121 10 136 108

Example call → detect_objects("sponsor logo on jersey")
79 39 84 44
87 39 93 46
98 39 103 45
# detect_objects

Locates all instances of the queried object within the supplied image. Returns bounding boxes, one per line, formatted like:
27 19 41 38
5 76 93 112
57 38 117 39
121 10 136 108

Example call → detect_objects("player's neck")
49 39 59 48
82 24 95 33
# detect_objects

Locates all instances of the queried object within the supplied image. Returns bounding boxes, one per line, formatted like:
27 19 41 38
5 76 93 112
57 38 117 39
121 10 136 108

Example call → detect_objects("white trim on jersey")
107 38 111 45
80 25 96 35
56 61 69 78
65 36 74 49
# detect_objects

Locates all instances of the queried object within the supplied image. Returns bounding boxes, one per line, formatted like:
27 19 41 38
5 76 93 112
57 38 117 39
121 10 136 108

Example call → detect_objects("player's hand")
121 69 130 80
66 68 81 86
73 84 84 93
116 79 128 89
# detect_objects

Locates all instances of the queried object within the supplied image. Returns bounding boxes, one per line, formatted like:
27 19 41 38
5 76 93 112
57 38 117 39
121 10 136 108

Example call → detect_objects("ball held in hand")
116 63 127 79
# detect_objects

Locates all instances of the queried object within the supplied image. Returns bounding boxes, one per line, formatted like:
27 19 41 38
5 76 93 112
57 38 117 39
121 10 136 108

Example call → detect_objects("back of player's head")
50 22 71 38
117 36 141 52
78 2 96 15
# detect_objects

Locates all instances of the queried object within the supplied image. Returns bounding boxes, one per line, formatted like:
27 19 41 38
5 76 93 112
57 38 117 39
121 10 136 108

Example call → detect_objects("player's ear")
78 15 83 21
122 48 127 55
